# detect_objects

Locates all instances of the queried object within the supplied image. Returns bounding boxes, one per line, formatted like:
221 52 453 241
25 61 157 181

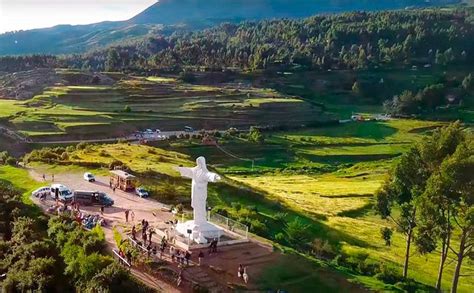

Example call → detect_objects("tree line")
1 9 473 77
383 73 474 115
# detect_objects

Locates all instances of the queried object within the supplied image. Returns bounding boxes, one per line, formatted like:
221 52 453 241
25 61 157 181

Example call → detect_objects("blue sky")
0 0 157 33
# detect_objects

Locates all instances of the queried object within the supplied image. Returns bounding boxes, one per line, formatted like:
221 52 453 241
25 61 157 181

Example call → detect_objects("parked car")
135 187 149 198
32 186 51 198
73 190 114 206
50 184 74 202
83 172 95 182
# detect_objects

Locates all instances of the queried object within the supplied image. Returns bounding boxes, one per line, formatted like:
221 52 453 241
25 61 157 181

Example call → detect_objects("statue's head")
196 156 207 169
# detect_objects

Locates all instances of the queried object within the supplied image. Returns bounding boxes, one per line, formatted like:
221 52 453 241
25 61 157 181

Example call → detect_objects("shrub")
231 202 242 211
248 219 268 236
381 227 393 246
109 160 125 170
65 145 75 153
274 232 286 244
0 151 9 164
273 212 288 225
375 263 403 284
61 152 69 161
6 157 17 166
123 105 132 112
76 142 89 150
311 238 336 259
284 218 312 248
213 206 229 217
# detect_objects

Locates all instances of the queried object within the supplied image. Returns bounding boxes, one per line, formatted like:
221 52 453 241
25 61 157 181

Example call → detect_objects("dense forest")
1 9 473 74
72 9 474 72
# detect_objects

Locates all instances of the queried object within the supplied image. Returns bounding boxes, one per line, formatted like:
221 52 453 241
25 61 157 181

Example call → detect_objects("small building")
110 170 136 191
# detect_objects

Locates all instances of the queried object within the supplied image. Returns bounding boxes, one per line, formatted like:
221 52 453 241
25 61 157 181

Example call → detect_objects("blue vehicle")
135 187 149 198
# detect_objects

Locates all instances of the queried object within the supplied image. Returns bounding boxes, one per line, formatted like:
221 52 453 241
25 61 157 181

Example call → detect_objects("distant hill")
0 0 460 56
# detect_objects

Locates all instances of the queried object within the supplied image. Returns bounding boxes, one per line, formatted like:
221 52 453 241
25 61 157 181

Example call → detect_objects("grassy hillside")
172 119 473 293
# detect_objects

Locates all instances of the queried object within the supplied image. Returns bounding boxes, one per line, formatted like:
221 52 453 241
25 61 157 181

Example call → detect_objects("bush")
311 238 336 259
284 218 312 248
109 160 125 170
248 219 268 236
61 152 69 161
273 212 288 225
0 151 9 164
375 263 403 284
6 157 16 166
274 232 286 244
76 142 89 150
123 105 132 112
381 227 393 246
65 145 76 152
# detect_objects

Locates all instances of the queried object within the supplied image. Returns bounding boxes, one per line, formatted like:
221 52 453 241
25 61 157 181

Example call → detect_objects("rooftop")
110 170 135 179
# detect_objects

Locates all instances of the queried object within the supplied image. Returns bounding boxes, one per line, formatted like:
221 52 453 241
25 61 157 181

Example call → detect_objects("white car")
32 186 51 198
83 172 95 182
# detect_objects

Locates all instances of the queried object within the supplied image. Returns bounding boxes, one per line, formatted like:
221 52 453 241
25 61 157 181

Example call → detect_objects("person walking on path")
131 211 135 222
185 250 191 266
243 267 249 284
113 186 116 193
131 225 136 240
125 210 129 222
149 229 154 246
100 205 105 215
51 174 54 182
198 251 204 266
238 264 244 279
177 269 183 287
42 174 46 181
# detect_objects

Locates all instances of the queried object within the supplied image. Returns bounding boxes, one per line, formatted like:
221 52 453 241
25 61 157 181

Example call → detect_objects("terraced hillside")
0 75 325 141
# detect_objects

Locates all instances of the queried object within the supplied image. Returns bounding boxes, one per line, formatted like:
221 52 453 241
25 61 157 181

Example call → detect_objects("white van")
50 184 74 202
32 186 51 198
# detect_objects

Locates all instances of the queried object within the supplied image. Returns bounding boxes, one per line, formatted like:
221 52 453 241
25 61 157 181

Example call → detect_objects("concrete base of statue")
176 220 223 244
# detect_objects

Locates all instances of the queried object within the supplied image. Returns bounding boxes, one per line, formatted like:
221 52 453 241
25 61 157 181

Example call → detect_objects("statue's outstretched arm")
207 172 221 182
175 166 193 179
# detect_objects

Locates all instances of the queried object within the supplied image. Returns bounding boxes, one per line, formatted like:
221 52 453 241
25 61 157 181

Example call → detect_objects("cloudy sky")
0 0 157 33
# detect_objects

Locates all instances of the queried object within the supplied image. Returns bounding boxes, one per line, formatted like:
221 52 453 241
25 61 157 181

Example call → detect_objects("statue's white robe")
176 166 219 225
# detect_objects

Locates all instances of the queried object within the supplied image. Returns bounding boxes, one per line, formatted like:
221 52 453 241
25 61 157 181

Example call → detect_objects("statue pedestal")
176 220 223 244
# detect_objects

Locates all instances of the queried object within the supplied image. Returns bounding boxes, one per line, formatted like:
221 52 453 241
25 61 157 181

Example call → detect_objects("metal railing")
208 211 248 239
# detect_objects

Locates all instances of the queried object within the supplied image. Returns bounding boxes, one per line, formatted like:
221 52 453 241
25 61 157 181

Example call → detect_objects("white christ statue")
175 156 221 226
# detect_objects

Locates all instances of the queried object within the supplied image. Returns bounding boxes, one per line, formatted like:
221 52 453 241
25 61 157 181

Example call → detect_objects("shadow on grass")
337 203 374 218
210 179 375 249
